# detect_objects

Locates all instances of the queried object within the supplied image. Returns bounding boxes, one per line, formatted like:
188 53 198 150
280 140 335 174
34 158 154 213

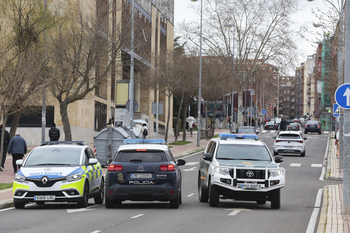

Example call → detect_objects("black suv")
304 120 321 134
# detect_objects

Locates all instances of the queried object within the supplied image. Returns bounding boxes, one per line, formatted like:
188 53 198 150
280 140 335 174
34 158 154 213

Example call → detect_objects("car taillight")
160 164 175 171
305 124 308 127
297 141 303 143
108 165 123 171
276 140 281 143
288 126 291 129
317 125 320 128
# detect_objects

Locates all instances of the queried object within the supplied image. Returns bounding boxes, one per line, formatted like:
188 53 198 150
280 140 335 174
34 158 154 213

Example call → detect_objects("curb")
174 147 206 159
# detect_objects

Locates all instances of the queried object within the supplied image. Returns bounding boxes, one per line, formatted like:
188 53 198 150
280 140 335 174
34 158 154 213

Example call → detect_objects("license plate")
131 173 152 178
310 126 315 128
34 195 55 201
241 183 260 189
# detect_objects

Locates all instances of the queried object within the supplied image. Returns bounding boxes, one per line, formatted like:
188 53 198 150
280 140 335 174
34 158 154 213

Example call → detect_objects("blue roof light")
123 139 166 145
219 133 258 140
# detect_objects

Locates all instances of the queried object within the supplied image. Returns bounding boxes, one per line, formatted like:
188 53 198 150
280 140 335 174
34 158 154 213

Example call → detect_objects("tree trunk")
237 89 243 127
182 103 187 142
164 92 172 143
175 92 185 143
10 111 21 139
59 102 72 141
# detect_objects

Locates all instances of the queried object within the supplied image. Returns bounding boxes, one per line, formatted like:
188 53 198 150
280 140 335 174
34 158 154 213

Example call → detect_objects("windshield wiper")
216 158 237 160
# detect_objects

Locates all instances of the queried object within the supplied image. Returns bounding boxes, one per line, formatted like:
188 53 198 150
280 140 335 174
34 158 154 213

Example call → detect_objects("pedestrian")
188 120 196 137
142 123 148 139
0 125 11 171
226 115 231 130
218 116 224 129
49 123 60 141
8 132 27 173
107 118 114 126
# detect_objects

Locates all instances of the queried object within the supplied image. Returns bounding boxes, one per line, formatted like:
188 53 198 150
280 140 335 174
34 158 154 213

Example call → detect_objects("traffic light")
274 107 277 116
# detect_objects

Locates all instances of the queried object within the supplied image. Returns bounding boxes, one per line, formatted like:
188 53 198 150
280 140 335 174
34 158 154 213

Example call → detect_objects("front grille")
230 169 266 179
26 177 65 188
25 191 65 197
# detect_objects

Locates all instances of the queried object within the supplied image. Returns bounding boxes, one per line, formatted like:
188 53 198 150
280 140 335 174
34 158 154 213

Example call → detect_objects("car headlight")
14 174 26 182
66 173 82 182
214 167 230 176
269 169 282 177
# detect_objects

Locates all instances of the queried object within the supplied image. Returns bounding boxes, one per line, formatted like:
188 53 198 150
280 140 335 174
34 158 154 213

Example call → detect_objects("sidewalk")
0 127 229 209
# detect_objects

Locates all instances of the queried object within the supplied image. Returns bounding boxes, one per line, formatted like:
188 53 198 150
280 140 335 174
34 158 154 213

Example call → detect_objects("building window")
95 101 107 131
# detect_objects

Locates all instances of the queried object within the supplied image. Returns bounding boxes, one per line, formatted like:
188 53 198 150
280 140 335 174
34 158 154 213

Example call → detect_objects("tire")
14 201 25 209
179 188 182 205
94 179 104 204
209 183 219 207
36 201 45 205
170 192 180 209
273 150 278 156
304 131 307 134
301 151 305 157
319 131 322 134
271 189 281 209
198 174 208 202
256 199 266 205
77 182 89 208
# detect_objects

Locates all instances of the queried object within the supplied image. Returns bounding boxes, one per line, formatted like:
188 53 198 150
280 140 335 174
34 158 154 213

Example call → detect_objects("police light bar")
123 139 166 145
219 134 258 140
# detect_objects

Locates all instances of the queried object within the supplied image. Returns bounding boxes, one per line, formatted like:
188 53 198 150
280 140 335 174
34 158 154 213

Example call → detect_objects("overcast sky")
174 0 333 68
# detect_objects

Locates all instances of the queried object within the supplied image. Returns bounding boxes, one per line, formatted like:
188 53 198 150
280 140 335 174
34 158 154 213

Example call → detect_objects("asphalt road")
0 131 335 233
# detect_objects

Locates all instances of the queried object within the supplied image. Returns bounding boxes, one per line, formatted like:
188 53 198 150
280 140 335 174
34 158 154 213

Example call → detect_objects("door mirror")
88 158 98 165
177 159 186 166
202 153 212 161
275 155 283 163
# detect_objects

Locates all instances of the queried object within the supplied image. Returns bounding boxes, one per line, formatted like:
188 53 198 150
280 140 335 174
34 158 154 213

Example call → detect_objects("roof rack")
123 139 166 145
40 141 85 146
219 133 258 140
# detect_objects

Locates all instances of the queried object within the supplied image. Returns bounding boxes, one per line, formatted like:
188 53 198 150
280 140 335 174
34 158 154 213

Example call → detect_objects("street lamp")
225 23 235 131
191 0 203 147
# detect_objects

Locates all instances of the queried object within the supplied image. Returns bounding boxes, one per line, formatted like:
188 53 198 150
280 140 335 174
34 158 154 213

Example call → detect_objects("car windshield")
266 122 274 125
216 145 271 161
237 128 255 133
24 147 82 166
278 134 301 139
115 150 167 162
289 123 298 127
307 121 318 124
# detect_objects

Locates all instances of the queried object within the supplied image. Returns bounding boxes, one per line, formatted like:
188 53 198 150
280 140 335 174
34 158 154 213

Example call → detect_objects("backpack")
143 128 148 136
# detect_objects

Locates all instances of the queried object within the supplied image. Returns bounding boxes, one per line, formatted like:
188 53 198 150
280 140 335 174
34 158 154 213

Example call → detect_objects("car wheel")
94 179 104 204
179 188 182 205
271 189 281 209
304 131 307 134
170 192 180 209
301 151 305 157
14 201 25 209
256 199 266 205
198 174 208 202
273 150 278 156
319 131 322 134
105 191 115 208
36 201 45 205
209 182 219 207
77 182 89 208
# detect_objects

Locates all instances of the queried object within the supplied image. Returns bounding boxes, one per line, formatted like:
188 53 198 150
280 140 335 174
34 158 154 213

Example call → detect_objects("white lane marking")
187 193 194 197
91 231 102 233
306 188 323 233
311 164 322 167
290 163 301 167
225 208 252 216
319 167 326 181
67 208 93 213
262 130 267 133
271 130 276 133
183 167 197 171
185 162 199 166
0 207 14 212
131 214 144 219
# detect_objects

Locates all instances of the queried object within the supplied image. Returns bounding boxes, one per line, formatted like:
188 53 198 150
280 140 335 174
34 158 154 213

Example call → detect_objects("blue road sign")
333 103 339 117
335 84 350 109
262 109 266 114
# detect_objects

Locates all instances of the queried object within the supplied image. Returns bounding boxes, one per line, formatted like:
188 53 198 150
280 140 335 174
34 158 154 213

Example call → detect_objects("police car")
13 141 104 209
105 139 186 209
198 134 285 209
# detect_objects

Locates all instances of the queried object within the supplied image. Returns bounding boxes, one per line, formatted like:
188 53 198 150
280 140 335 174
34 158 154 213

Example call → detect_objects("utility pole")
41 0 47 142
338 0 344 174
129 0 135 137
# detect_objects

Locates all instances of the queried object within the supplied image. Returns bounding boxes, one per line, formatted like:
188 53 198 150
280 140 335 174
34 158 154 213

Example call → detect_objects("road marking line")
306 188 323 233
131 214 144 219
183 167 196 171
91 231 102 233
187 193 194 197
185 162 199 166
290 163 301 167
225 208 252 216
311 164 322 167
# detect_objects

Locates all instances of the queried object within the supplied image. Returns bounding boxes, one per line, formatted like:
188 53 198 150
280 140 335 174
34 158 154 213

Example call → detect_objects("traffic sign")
234 107 237 112
333 103 339 117
335 84 350 109
262 109 266 115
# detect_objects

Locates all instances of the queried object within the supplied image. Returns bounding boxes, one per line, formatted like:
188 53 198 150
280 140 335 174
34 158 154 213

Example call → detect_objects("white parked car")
273 131 307 157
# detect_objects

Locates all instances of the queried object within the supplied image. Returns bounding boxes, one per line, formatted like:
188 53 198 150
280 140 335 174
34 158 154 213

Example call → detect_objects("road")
0 131 337 233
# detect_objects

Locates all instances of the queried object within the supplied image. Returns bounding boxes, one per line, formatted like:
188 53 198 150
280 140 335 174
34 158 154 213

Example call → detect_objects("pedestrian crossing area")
181 162 323 171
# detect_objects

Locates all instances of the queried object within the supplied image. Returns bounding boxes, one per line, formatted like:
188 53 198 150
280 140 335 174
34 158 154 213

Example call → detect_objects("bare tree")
179 0 300 126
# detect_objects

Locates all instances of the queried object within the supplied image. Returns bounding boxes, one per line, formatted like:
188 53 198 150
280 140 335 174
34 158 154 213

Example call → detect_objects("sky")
174 0 333 69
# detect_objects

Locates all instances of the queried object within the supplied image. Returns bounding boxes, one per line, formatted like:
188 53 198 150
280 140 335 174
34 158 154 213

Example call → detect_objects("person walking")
218 116 224 129
8 132 27 173
49 123 60 141
0 125 11 171
188 120 196 137
226 115 231 130
142 123 148 139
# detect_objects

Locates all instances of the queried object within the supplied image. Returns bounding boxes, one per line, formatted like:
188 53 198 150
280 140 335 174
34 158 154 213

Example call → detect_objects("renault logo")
41 176 49 185
246 171 254 178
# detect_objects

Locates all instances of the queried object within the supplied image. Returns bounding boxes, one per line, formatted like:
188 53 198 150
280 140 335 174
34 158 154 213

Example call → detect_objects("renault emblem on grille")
246 171 254 178
41 176 49 185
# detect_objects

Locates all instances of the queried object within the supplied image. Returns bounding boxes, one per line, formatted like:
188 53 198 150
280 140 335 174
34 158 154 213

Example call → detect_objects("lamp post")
225 23 235 132
128 0 135 136
41 0 47 142
191 0 202 147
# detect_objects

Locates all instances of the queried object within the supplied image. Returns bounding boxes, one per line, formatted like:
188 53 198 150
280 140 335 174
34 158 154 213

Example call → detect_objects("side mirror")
275 155 283 163
88 158 98 165
107 159 112 165
202 153 212 161
16 159 23 166
272 136 276 139
304 137 307 140
177 159 186 166
256 131 259 135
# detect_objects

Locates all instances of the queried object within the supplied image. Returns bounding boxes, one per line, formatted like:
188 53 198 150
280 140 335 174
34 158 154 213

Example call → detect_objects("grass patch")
168 141 192 146
0 183 12 190
213 134 219 138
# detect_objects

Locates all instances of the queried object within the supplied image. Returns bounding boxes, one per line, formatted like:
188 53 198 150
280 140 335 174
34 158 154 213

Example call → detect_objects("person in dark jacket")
49 123 60 141
8 132 27 173
0 125 11 171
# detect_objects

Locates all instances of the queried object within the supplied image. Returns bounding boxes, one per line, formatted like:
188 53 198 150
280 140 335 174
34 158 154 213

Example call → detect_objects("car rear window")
115 150 167 162
278 134 301 139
